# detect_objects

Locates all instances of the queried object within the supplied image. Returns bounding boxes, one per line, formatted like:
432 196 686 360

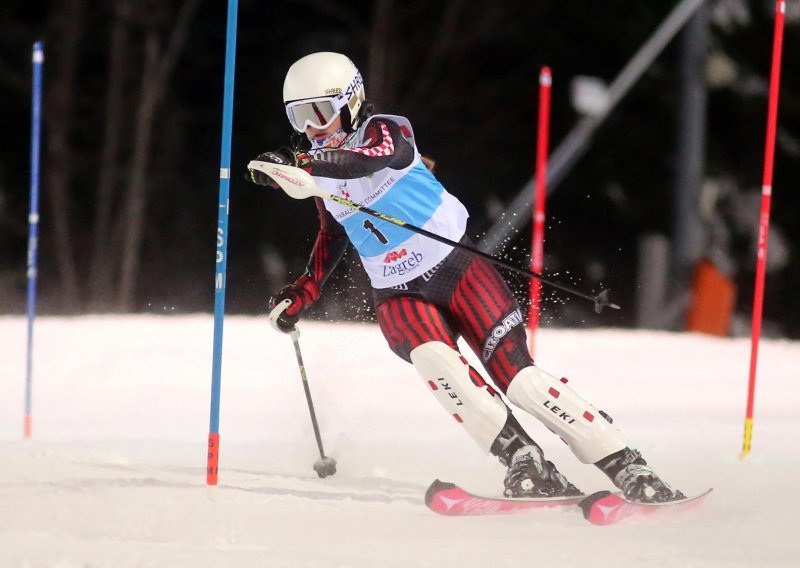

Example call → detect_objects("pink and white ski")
580 488 714 525
424 479 585 516
425 479 712 524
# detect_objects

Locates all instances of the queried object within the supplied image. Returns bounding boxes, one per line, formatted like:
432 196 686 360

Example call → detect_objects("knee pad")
410 341 508 453
506 366 627 463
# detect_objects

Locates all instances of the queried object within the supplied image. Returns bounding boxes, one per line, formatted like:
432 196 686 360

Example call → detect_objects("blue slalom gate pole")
207 0 238 485
24 41 43 439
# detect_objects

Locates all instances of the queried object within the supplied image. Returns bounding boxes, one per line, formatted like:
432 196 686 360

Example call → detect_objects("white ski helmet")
283 52 366 133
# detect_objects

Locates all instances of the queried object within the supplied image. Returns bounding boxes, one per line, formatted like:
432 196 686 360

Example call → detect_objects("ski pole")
270 302 337 478
291 329 337 478
250 162 620 314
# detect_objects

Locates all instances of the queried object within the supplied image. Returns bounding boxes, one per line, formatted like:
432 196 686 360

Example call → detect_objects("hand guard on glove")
247 147 313 187
267 274 321 333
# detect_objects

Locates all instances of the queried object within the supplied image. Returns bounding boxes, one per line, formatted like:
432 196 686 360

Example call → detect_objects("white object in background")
570 75 609 116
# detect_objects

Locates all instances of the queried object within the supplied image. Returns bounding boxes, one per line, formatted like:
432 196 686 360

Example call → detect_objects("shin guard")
410 342 508 453
506 366 627 463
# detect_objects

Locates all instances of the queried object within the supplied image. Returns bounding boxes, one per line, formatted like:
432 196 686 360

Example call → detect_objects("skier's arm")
301 196 349 287
310 119 415 179
267 199 347 333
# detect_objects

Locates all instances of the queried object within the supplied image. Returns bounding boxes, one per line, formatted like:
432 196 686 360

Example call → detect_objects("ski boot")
596 447 685 503
503 445 583 498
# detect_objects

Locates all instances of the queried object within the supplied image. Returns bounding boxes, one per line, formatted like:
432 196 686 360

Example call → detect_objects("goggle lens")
286 98 340 132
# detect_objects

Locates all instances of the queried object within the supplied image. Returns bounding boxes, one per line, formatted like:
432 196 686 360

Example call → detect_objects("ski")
579 488 714 525
424 479 585 516
425 479 713 523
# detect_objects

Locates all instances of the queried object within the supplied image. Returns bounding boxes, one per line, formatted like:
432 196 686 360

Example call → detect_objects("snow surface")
1 315 798 567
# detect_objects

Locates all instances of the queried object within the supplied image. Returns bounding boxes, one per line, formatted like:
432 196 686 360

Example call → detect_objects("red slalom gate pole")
741 0 785 459
528 67 551 356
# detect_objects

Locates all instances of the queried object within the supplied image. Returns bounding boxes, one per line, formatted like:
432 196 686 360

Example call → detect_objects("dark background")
1 0 798 337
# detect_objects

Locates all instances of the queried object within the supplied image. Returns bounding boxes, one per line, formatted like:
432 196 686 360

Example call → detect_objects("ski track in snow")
1 315 798 567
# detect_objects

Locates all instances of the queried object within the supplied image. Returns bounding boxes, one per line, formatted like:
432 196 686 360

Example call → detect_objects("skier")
247 52 683 503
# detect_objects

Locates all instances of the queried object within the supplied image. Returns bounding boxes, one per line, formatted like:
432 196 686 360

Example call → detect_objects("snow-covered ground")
1 315 798 567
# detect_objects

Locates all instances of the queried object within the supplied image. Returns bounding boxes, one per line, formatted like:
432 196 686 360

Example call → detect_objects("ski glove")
247 148 313 187
267 274 321 333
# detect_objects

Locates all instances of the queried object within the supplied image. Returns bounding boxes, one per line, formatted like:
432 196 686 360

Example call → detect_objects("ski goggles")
285 97 344 132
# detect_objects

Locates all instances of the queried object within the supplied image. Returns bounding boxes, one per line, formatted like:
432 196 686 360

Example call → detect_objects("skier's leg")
412 339 579 498
442 252 534 393
411 340 579 497
505 368 685 501
505 366 627 463
409 340 510 453
375 295 538 458
418 253 581 496
375 295 510 454
439 255 682 501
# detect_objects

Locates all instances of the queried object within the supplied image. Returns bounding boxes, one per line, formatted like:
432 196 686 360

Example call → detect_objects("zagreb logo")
384 249 407 263
482 309 524 362
383 251 424 277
